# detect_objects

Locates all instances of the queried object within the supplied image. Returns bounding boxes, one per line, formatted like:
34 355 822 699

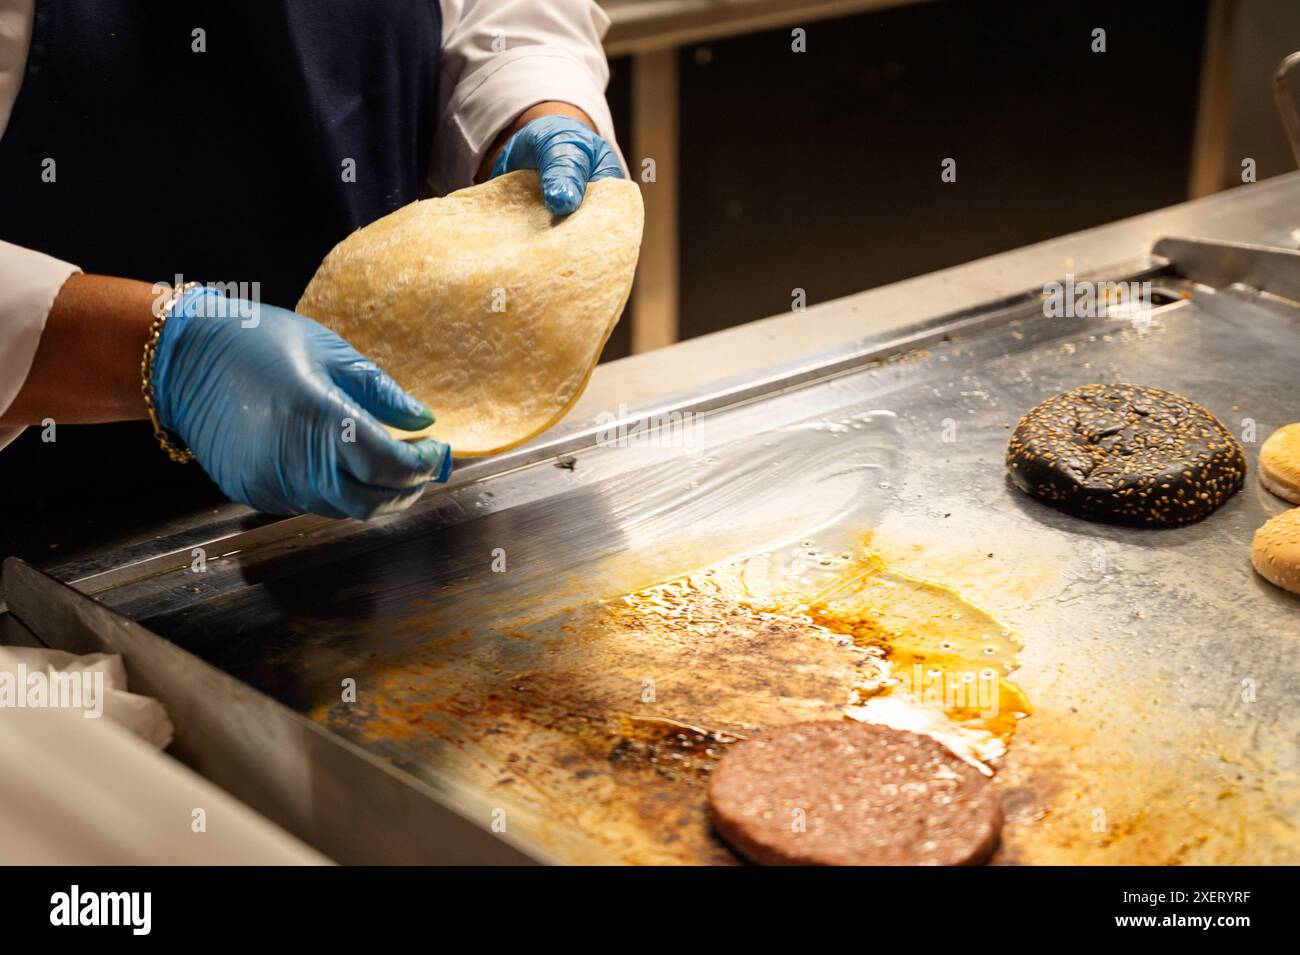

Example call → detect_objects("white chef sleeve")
432 0 625 195
0 240 80 451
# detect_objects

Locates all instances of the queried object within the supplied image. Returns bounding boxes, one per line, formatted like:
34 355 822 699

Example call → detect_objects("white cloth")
0 706 331 864
0 645 331 863
0 0 619 450
0 645 174 748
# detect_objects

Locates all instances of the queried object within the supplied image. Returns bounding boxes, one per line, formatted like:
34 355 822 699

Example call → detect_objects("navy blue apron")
0 1 442 559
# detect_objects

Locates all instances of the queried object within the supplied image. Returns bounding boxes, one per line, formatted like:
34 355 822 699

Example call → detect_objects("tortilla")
297 171 644 456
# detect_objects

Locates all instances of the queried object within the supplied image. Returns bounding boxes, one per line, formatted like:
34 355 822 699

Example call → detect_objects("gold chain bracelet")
140 281 202 464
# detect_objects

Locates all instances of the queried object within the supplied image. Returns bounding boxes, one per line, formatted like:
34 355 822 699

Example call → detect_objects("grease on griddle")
608 716 740 783
801 565 1031 767
617 540 1031 769
312 534 1032 863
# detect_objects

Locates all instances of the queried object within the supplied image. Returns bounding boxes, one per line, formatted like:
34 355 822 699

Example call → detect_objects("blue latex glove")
151 288 452 520
490 115 624 215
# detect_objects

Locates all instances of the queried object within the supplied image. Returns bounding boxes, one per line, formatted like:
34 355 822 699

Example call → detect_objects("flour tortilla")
297 171 644 456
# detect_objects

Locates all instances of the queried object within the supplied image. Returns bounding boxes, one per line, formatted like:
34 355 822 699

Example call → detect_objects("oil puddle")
618 533 1030 771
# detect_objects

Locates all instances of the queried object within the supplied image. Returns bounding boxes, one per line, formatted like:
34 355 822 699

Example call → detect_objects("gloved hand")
490 115 624 215
151 287 452 519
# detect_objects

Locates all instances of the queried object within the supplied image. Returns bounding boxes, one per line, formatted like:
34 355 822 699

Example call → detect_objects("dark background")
603 0 1210 357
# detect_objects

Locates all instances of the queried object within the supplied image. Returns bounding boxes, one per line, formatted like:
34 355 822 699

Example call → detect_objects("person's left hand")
490 115 623 216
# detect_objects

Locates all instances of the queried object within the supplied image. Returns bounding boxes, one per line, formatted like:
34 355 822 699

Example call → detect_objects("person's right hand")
151 287 451 519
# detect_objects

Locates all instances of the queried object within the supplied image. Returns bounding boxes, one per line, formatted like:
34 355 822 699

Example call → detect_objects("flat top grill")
64 257 1300 864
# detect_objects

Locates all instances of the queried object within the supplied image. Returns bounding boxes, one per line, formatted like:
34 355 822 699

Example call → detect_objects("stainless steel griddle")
7 180 1300 865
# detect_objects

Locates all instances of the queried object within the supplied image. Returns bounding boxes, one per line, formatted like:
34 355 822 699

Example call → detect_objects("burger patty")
1006 383 1245 527
707 721 1002 866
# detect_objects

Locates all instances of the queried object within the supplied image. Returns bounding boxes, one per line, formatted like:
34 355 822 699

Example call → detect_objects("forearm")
476 101 595 181
0 273 157 425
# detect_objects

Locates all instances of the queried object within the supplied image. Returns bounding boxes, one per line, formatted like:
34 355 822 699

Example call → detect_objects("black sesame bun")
1006 383 1246 527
